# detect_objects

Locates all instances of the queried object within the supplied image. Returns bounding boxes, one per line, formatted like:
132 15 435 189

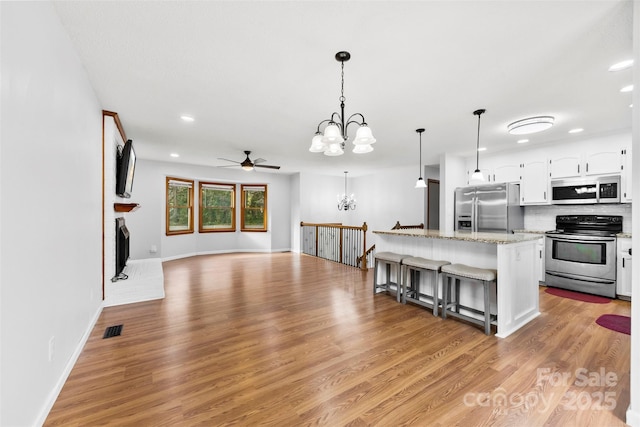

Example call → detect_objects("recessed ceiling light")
631 104 634 108
620 85 633 93
180 115 195 122
478 147 487 152
517 139 529 144
507 116 555 135
568 128 584 134
608 59 633 72
170 153 180 158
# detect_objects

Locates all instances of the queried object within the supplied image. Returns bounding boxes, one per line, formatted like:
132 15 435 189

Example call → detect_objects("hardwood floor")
45 252 631 426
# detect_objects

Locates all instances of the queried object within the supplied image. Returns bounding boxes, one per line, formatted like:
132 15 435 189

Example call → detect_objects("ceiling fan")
218 150 281 171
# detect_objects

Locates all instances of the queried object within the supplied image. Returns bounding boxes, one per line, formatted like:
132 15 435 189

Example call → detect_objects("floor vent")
103 324 123 339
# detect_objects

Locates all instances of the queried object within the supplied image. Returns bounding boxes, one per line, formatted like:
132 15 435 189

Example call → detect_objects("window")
166 177 194 235
241 184 267 232
199 182 236 232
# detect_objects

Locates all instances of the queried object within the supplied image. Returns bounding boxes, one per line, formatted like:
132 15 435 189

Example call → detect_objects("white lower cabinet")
516 234 545 282
616 237 632 299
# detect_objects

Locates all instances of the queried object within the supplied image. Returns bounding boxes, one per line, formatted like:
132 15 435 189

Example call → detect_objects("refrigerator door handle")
470 196 473 232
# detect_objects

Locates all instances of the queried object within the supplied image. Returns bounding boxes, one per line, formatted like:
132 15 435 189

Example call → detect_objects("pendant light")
471 109 486 182
415 128 427 188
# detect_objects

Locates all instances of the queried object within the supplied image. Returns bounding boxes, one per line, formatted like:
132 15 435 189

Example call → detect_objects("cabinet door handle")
623 259 625 268
630 248 632 256
578 164 580 174
544 191 546 200
586 163 589 173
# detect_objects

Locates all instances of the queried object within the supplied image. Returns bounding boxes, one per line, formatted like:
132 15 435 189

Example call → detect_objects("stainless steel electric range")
545 215 622 298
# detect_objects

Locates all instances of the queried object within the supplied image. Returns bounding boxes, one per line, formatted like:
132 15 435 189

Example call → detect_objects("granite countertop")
617 233 632 238
373 228 543 245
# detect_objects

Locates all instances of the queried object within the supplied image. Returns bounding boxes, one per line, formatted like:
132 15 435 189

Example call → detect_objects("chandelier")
337 171 356 211
309 51 376 156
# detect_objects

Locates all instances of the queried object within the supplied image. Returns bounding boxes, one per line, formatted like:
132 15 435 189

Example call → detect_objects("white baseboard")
35 303 103 426
162 249 291 261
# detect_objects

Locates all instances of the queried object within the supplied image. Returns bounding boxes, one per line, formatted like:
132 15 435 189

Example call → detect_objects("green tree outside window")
241 184 267 231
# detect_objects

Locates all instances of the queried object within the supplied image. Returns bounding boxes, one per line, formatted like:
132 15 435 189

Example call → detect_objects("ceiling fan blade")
218 157 241 164
253 158 267 164
254 164 281 170
217 164 240 168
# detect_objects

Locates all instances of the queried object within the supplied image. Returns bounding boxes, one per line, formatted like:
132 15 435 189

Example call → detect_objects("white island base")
373 230 542 338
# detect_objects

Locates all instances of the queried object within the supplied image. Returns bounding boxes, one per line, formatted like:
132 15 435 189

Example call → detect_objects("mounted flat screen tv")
116 139 136 198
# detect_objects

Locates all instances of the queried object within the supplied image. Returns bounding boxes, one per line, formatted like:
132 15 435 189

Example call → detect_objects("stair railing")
300 222 368 270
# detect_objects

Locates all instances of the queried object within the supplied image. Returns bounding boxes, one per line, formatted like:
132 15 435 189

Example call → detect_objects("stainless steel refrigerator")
454 183 524 233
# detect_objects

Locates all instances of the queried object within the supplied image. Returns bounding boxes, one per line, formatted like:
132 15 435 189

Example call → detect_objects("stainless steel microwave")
550 175 620 204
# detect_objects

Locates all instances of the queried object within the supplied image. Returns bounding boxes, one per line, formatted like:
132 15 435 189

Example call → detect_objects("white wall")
0 2 104 426
627 1 639 425
294 165 438 251
127 159 292 260
440 153 468 232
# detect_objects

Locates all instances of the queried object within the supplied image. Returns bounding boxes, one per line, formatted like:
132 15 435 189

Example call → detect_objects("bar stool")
440 263 497 335
401 257 450 316
373 252 409 302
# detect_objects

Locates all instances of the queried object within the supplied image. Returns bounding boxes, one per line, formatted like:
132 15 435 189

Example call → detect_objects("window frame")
166 176 194 236
198 181 236 233
240 184 267 232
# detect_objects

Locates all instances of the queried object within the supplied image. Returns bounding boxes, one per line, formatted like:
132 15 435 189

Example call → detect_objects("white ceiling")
53 1 634 177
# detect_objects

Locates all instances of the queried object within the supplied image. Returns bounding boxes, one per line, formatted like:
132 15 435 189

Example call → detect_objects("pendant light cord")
476 114 481 170
473 109 485 172
419 132 422 177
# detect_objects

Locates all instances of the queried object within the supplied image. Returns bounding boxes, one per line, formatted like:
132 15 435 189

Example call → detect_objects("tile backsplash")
524 204 632 233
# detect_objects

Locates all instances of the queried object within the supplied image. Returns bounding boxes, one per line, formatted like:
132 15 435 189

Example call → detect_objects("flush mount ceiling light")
507 116 555 135
620 85 634 93
180 115 194 122
170 153 180 158
415 128 427 188
470 109 486 182
517 139 529 144
608 59 633 72
309 51 376 156
568 128 584 134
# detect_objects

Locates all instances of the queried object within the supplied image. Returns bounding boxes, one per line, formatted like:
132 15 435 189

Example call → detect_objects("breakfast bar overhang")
373 229 542 338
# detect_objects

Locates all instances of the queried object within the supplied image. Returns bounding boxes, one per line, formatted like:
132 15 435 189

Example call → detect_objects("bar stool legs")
401 257 450 317
441 263 497 335
373 252 408 302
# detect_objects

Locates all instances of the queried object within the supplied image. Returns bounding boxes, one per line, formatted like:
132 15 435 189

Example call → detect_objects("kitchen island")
373 229 542 338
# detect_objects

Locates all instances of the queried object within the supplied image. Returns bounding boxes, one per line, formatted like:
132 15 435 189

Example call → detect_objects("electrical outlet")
48 336 55 362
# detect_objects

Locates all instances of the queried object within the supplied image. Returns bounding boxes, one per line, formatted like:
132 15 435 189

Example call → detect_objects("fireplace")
115 217 130 279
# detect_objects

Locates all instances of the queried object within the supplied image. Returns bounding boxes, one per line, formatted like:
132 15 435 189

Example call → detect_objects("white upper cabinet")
492 163 521 183
520 158 549 205
584 149 623 176
549 155 581 179
466 154 520 184
549 136 626 180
